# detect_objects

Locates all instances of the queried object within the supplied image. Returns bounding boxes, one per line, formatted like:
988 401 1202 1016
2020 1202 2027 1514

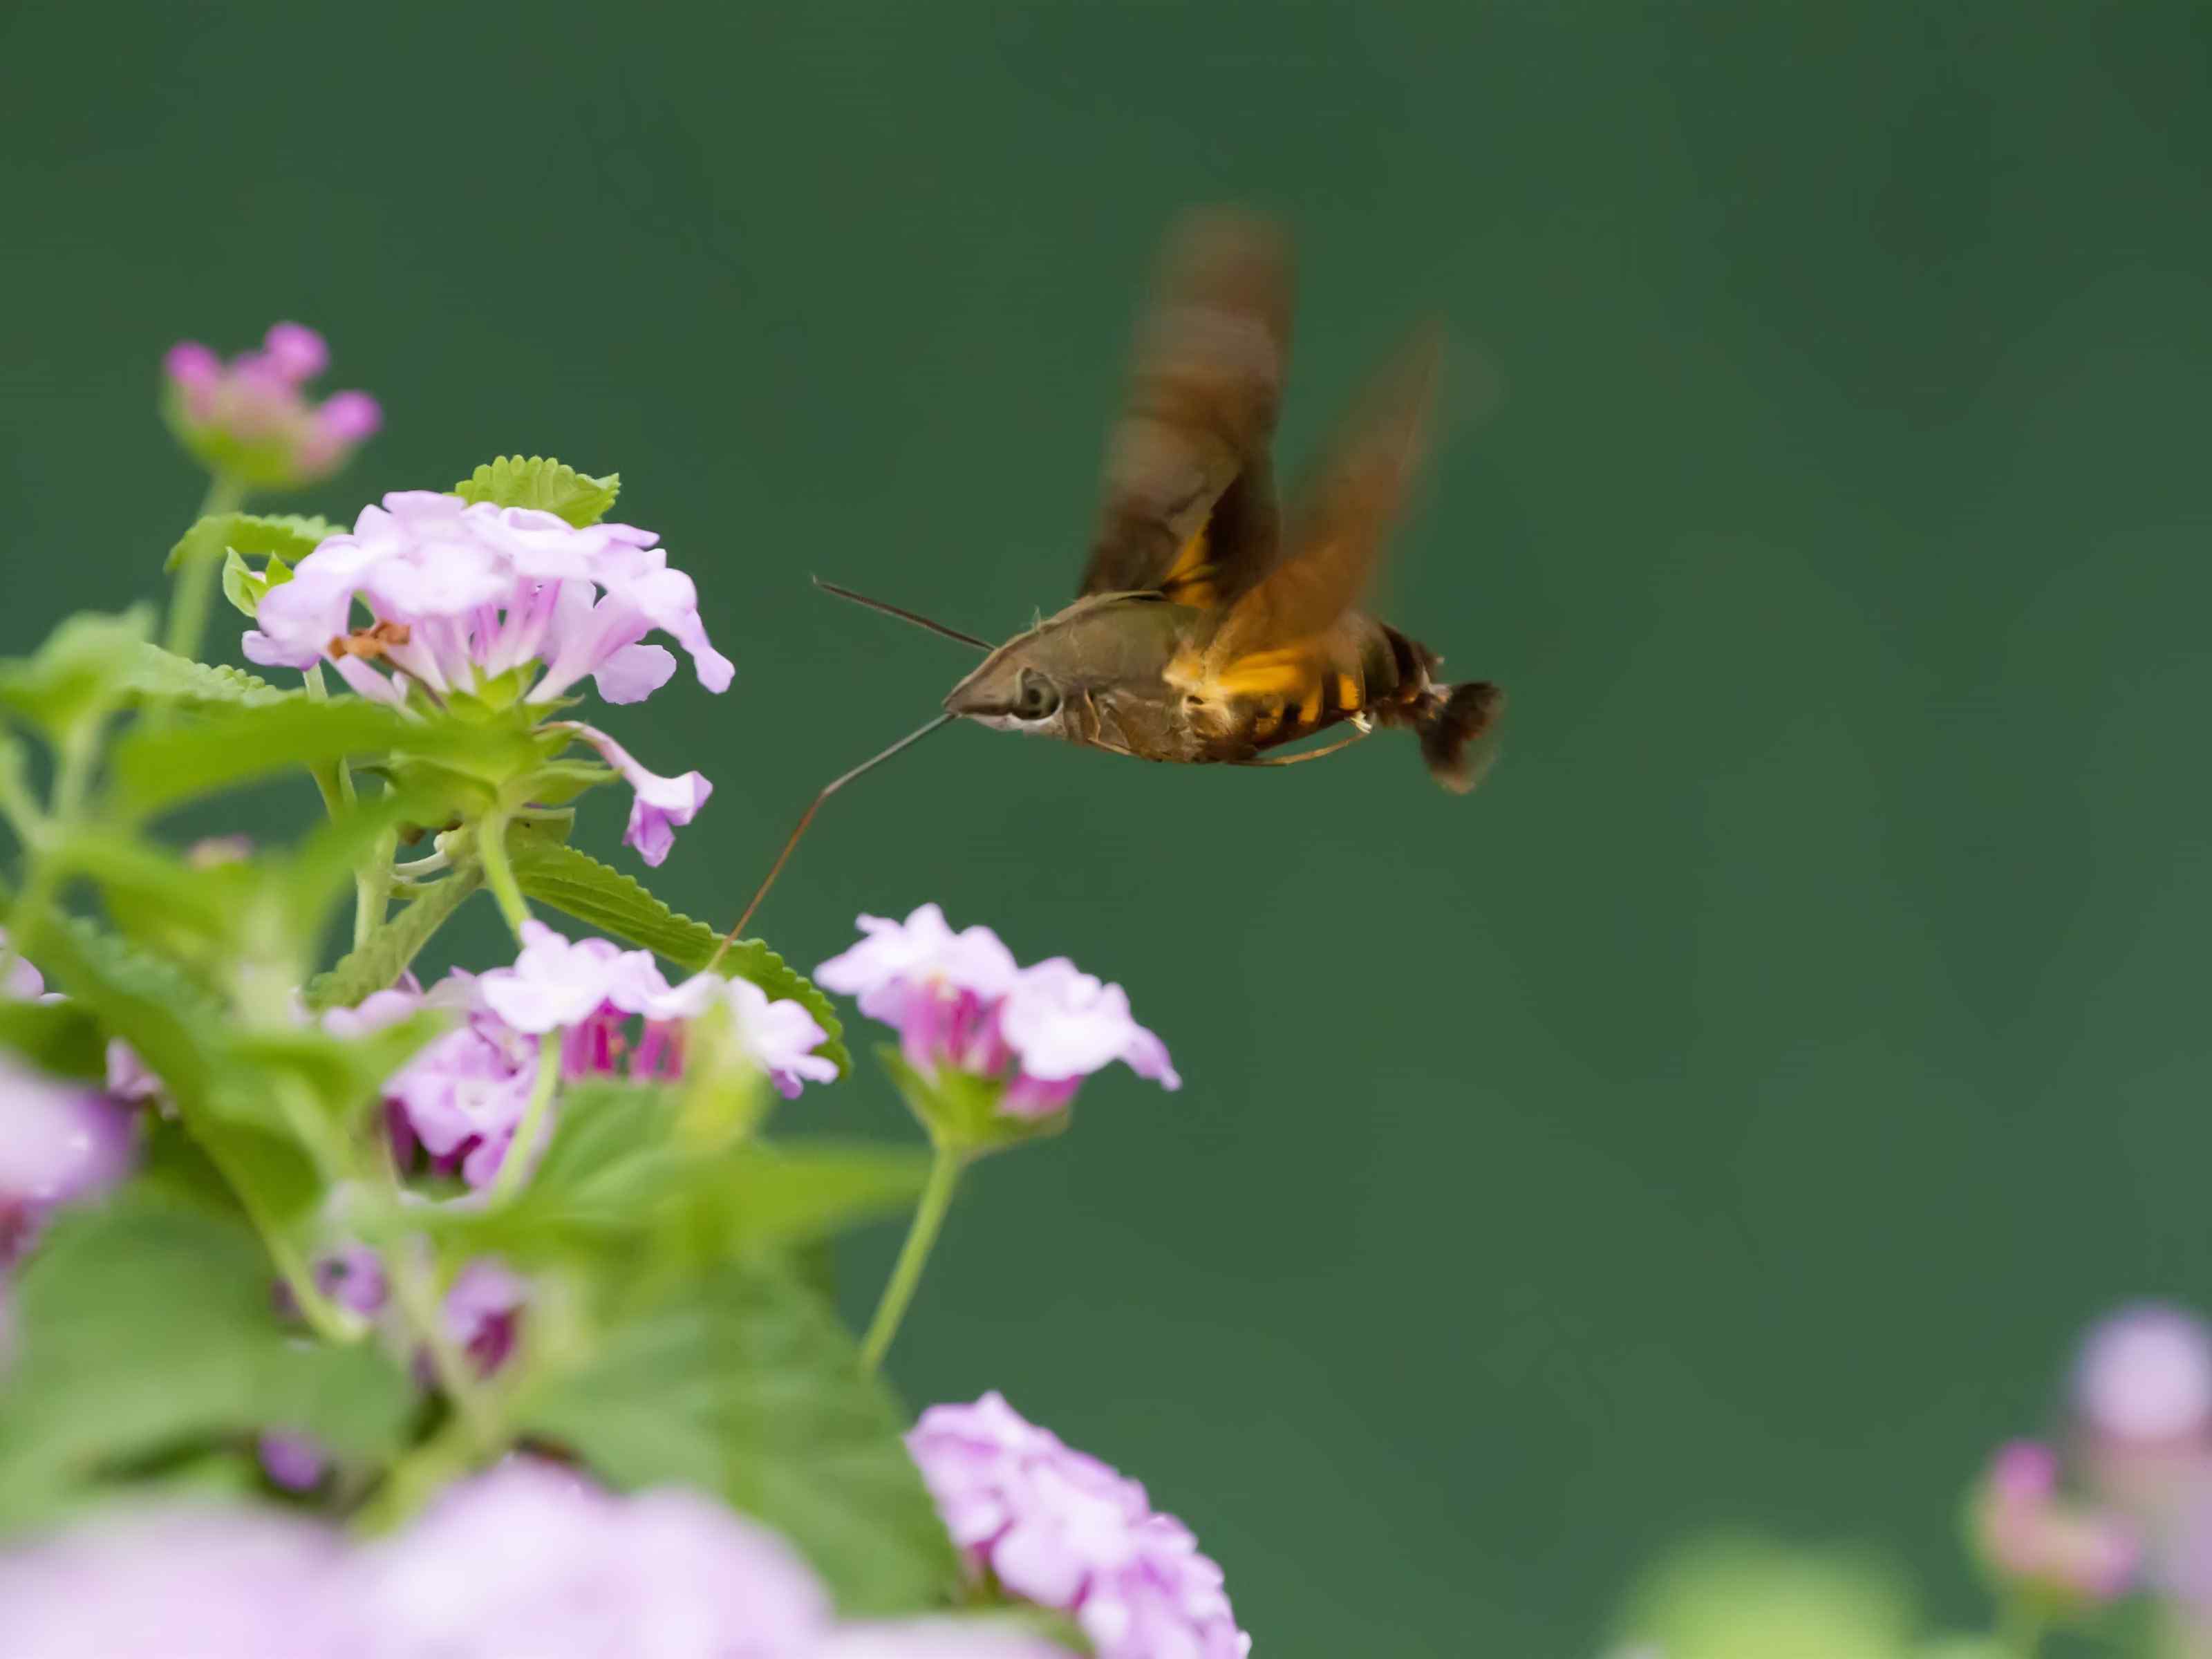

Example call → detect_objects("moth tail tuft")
1415 680 1503 794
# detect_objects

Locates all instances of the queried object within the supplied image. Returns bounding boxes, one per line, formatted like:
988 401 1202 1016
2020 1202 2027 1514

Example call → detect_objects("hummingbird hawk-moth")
720 208 1503 943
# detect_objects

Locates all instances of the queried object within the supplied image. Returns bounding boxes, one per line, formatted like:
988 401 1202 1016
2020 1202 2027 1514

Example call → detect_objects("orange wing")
1198 326 1443 677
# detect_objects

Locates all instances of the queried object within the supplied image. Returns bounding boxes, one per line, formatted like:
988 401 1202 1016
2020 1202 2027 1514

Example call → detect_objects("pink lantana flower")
0 1053 137 1267
1971 1439 2139 1605
816 905 1177 1121
240 491 731 865
443 1257 528 1377
163 323 379 490
349 925 835 1190
908 1392 1248 1659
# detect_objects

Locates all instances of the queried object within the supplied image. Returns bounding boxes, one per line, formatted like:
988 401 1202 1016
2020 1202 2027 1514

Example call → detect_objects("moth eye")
1015 674 1060 720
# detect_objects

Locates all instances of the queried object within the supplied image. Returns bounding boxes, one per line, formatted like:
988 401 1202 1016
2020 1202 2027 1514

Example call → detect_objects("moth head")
944 655 1065 733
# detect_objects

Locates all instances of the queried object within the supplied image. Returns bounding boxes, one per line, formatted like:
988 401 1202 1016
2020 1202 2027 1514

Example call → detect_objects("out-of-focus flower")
818 906 1177 1126
0 1465 1082 1658
0 1054 136 1266
375 974 538 1190
350 1456 831 1659
908 1392 1248 1659
240 491 729 861
2076 1304 2212 1445
822 1625 1079 1659
1970 1439 2138 1604
2072 1304 2212 1526
1 930 46 1001
102 1040 162 1105
258 1432 328 1494
0 1503 351 1658
314 1241 390 1318
163 323 380 491
444 1257 528 1376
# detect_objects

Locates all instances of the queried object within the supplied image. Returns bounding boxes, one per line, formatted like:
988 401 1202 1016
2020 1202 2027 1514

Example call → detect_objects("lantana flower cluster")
355 920 836 1190
0 939 139 1271
0 1458 1076 1659
164 323 381 490
818 904 1179 1124
243 490 734 863
909 1392 1250 1659
1971 1301 2212 1627
259 1254 526 1494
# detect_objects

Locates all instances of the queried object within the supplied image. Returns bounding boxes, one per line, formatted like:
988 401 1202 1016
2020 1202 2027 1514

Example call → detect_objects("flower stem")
490 1032 561 1206
297 664 391 946
860 1145 965 1372
477 809 531 943
386 1241 503 1456
162 473 247 663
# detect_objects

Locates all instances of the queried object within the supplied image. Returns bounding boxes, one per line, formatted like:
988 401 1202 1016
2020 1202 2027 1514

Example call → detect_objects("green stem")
191 1116 364 1345
478 809 531 943
162 473 247 663
490 1033 561 1206
859 1145 965 1372
386 1241 503 1456
355 1416 480 1535
0 718 103 984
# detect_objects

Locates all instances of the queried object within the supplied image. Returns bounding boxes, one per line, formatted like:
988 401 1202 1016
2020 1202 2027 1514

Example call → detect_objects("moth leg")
1233 724 1374 768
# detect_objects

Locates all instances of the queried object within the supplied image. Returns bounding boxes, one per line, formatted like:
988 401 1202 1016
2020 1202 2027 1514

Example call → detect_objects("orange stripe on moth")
1296 681 1324 727
1205 643 1322 700
1160 525 1218 607
1164 525 1208 585
1335 673 1360 712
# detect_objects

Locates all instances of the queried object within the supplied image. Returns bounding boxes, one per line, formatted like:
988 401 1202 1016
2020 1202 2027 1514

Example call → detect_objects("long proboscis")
709 713 958 964
812 577 993 652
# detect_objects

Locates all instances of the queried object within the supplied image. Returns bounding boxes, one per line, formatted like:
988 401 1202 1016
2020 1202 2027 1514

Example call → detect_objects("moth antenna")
709 713 959 964
812 577 992 652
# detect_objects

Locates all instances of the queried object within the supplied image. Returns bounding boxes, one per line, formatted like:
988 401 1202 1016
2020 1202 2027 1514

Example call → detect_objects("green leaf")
0 995 108 1080
452 457 621 527
50 829 247 944
0 608 156 737
302 864 483 1011
506 838 848 1075
714 1140 932 1249
0 1197 413 1526
110 699 542 816
111 697 411 813
115 642 298 710
411 1074 925 1259
165 511 339 573
23 915 225 1112
227 1015 443 1134
518 1259 959 1615
222 546 294 619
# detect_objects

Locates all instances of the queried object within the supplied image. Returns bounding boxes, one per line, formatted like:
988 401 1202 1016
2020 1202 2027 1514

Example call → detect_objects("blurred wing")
1202 326 1442 671
1078 208 1294 609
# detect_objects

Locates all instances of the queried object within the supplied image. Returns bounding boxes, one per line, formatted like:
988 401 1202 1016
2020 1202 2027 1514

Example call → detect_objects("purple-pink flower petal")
558 723 713 868
351 1457 832 1659
908 1393 1248 1659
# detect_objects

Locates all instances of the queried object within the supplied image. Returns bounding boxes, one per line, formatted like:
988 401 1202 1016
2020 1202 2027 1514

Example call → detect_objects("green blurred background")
6 3 2210 1651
